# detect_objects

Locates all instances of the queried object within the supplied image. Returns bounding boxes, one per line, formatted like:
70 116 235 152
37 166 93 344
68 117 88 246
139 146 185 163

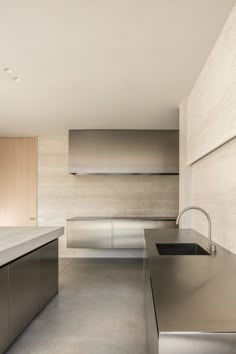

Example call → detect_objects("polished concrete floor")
6 258 146 354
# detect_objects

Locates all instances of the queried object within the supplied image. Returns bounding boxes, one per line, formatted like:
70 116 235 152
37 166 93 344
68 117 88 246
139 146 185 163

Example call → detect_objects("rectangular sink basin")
156 243 210 256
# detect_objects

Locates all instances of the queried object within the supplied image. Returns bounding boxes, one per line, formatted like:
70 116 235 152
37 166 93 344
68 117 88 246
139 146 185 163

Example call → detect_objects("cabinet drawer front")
112 221 158 248
67 221 112 248
112 220 177 249
40 240 58 308
155 221 176 229
9 250 40 342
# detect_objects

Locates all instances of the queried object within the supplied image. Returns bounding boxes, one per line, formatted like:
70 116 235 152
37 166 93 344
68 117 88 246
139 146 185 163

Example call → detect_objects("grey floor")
6 258 146 354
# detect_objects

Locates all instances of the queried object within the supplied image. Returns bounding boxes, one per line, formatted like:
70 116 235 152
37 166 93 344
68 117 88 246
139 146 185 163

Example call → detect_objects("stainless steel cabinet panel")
9 250 40 342
112 220 177 249
112 221 157 248
40 240 58 308
67 221 112 248
159 333 236 354
155 220 176 229
69 130 179 174
0 266 9 353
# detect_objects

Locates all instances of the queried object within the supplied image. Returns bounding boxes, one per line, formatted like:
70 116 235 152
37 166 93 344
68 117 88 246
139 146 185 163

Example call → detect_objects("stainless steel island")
144 228 236 354
0 227 64 353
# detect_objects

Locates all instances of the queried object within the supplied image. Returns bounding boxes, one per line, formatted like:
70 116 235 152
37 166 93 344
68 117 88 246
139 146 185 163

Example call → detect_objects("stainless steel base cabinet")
67 219 176 249
67 220 112 248
112 220 176 249
0 267 9 353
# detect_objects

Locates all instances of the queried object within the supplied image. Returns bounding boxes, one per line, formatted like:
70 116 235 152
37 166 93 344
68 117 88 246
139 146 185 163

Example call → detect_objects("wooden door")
0 138 37 226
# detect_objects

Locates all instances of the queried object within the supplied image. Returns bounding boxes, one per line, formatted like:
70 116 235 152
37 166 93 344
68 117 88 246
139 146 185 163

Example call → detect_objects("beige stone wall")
38 135 178 257
180 4 236 253
191 138 236 252
187 4 236 164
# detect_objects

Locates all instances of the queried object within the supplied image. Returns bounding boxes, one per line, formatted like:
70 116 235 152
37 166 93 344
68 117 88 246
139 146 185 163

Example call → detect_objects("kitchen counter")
0 227 64 266
66 217 176 249
0 226 64 353
145 228 236 353
67 216 176 221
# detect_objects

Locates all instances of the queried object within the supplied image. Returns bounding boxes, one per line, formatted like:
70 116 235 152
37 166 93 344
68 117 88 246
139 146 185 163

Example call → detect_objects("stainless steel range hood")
68 130 179 175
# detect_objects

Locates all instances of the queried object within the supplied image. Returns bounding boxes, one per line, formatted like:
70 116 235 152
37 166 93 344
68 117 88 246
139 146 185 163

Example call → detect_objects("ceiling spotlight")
3 68 12 73
12 77 20 82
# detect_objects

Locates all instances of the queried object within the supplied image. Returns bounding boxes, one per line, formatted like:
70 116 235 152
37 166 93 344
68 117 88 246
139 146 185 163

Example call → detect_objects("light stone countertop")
0 227 64 267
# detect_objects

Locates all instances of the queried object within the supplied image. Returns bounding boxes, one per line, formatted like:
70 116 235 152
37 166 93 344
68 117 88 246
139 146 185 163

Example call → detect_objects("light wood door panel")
0 138 37 226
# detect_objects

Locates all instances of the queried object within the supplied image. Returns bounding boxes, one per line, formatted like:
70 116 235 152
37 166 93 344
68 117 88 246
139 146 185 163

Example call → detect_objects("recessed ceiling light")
12 77 20 82
3 67 12 73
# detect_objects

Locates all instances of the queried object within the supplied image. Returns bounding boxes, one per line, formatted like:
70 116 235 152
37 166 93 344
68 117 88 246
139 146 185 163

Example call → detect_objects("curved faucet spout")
176 206 216 255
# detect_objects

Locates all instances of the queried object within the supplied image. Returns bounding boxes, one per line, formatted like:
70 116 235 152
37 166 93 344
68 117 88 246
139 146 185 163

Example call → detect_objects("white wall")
180 4 236 253
38 135 178 257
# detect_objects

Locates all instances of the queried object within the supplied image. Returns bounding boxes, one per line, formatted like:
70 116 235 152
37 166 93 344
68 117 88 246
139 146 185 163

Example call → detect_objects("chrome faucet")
176 206 216 255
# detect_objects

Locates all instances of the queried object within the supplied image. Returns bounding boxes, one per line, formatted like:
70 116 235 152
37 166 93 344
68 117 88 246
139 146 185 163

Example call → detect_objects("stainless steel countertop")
145 228 236 333
67 216 176 221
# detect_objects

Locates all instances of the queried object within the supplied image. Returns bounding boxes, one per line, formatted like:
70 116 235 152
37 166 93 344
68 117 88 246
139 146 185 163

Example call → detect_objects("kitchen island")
0 227 64 353
145 228 236 354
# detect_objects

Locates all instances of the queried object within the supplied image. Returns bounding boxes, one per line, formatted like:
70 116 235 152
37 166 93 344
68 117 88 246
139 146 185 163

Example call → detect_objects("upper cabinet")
69 130 179 175
0 138 37 226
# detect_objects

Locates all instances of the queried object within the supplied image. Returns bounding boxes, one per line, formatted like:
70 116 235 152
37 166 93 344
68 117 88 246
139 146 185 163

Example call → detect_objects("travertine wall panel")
38 135 178 257
191 138 236 253
187 5 236 164
180 5 236 254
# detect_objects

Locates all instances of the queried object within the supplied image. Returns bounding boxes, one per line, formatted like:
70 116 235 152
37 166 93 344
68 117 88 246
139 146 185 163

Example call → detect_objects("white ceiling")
0 0 235 136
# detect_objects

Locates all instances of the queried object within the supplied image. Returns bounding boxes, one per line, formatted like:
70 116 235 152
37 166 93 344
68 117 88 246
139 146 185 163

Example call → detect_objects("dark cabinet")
40 239 58 308
0 239 59 353
9 249 40 342
145 258 159 354
0 267 9 353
